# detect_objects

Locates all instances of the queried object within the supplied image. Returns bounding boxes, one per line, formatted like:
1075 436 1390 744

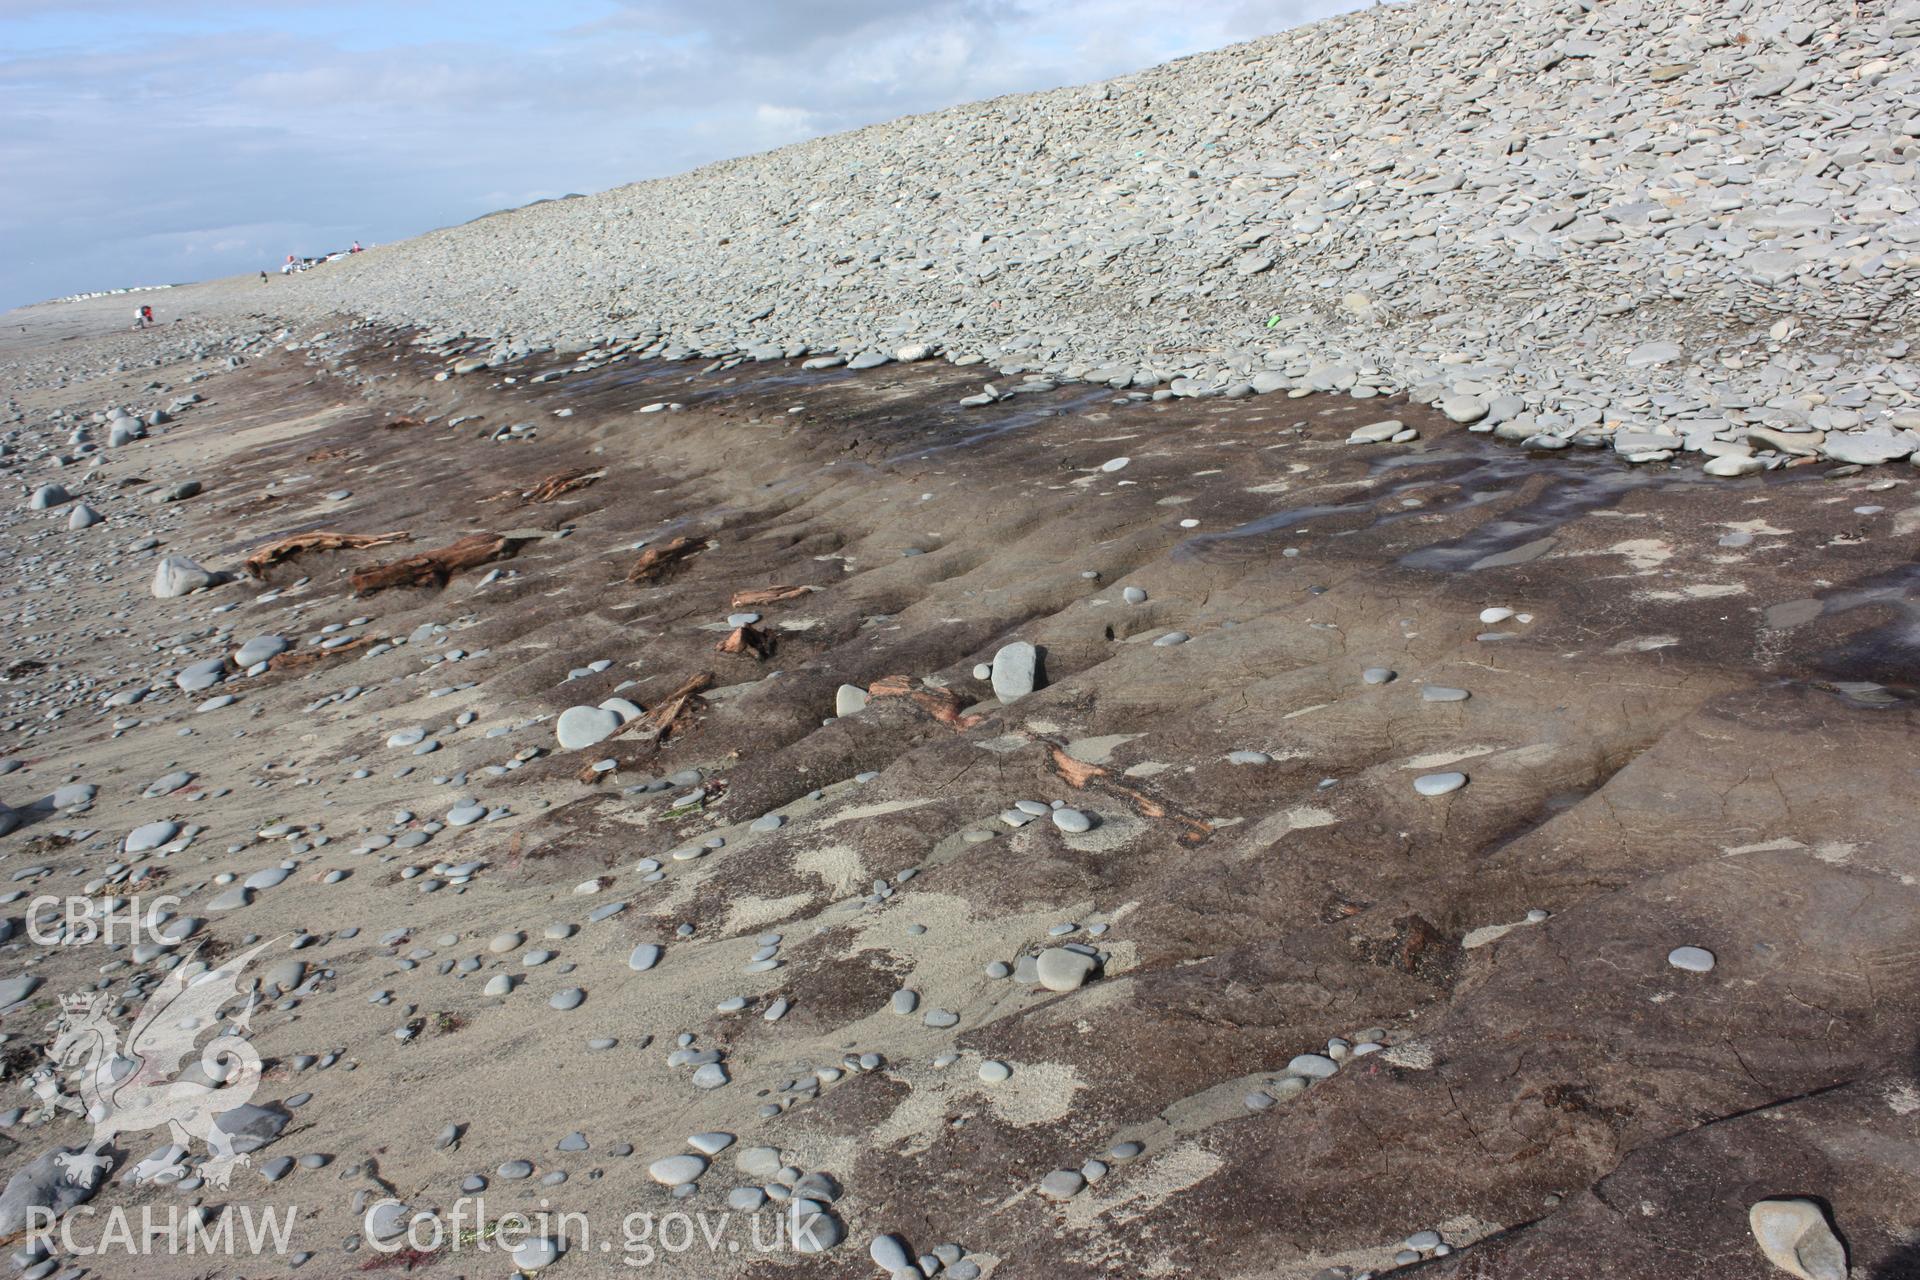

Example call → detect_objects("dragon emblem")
43 939 274 1188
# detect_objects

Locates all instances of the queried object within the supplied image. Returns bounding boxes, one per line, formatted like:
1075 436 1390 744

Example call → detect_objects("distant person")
260 270 269 284
141 304 155 327
132 307 146 330
350 241 362 254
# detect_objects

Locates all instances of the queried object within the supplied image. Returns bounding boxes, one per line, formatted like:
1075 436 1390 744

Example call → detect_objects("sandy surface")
0 304 1917 1278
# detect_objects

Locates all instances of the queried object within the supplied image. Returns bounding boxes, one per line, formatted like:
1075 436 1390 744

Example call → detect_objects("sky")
0 0 1363 313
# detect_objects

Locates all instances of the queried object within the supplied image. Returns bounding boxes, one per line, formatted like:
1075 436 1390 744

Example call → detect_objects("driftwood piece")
481 468 603 504
610 672 715 745
266 635 378 673
728 584 812 608
625 536 702 584
243 530 411 579
1046 743 1214 845
716 624 772 659
1048 747 1105 789
520 468 604 504
866 675 984 730
350 533 518 596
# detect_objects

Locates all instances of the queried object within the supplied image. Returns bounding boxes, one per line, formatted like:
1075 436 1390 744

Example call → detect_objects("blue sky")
0 0 1360 312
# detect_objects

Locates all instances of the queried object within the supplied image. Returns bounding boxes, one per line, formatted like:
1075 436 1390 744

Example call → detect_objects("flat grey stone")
1051 808 1091 833
1039 1169 1086 1199
1035 947 1097 992
1668 945 1715 973
990 641 1037 702
1287 1053 1339 1079
556 706 620 750
1749 1198 1845 1280
0 1148 102 1234
648 1153 707 1185
234 635 288 667
511 1237 563 1271
0 976 43 1009
124 820 179 853
152 555 215 598
175 658 226 693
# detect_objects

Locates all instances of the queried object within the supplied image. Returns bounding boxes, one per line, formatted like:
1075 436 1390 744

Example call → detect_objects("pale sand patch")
1609 633 1679 652
819 798 935 828
1462 921 1520 949
1488 742 1559 768
1226 747 1307 765
1644 582 1747 600
597 805 660 831
720 892 815 935
1058 809 1144 854
1464 913 1550 949
228 404 350 448
1720 517 1792 536
1064 733 1144 764
1062 1142 1225 1229
1383 1040 1435 1069
1285 805 1337 829
1062 973 1137 1024
794 842 864 894
873 1055 1085 1149
1722 837 1807 856
820 893 1142 1092
1404 745 1497 769
1607 538 1674 570
1122 761 1172 777
1246 804 1338 847
1240 1216 1504 1280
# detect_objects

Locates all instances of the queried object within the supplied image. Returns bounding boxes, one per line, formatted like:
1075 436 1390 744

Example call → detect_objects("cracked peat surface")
1 322 1917 1280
